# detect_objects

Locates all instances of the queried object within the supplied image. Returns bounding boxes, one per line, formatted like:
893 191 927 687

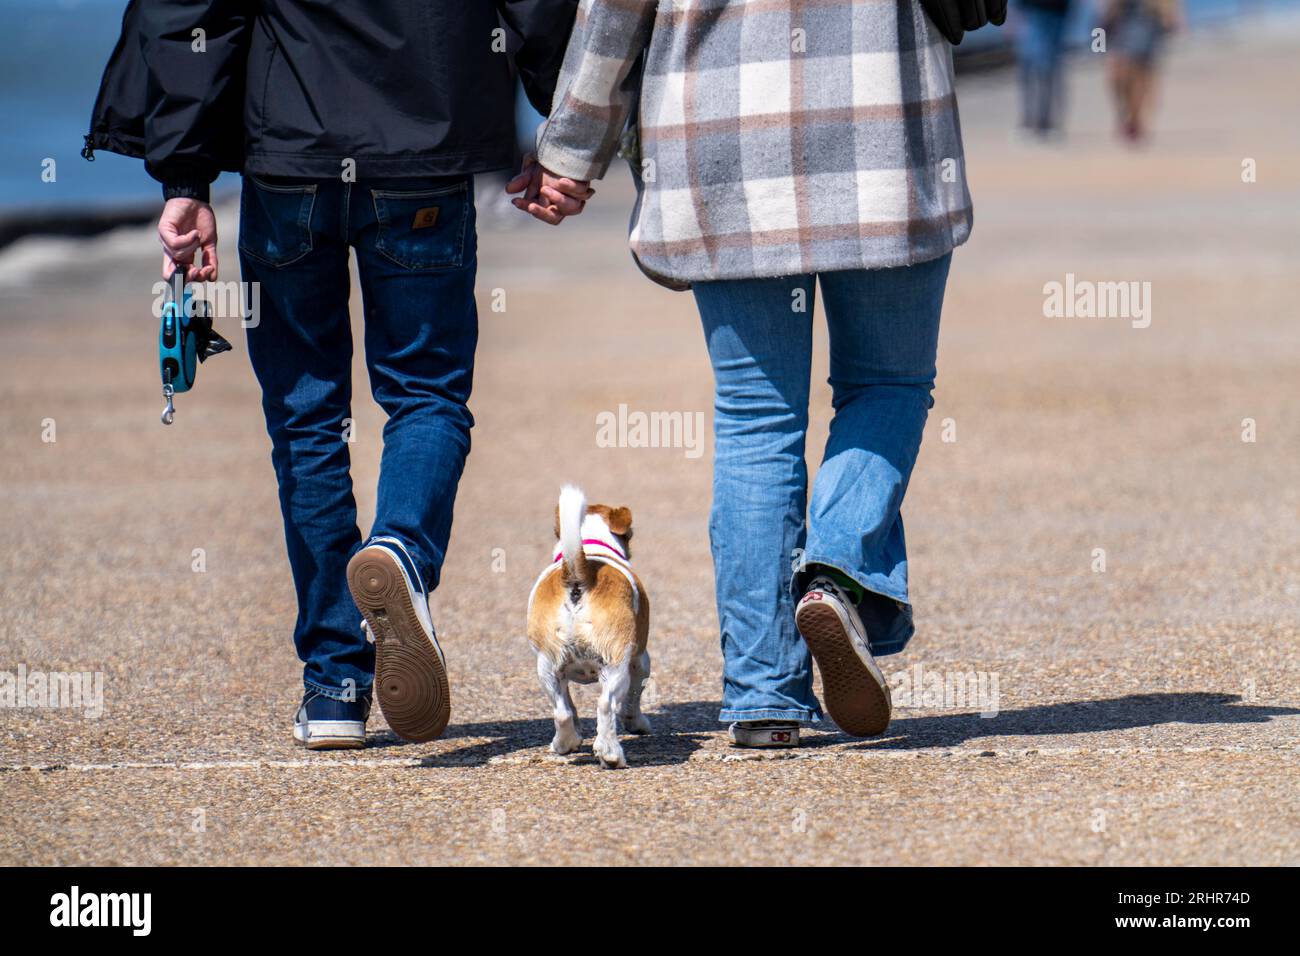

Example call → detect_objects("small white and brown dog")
526 485 651 768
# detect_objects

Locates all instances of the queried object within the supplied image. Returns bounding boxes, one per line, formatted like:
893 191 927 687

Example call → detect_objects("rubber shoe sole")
796 595 891 737
728 722 800 748
293 720 366 751
347 547 450 743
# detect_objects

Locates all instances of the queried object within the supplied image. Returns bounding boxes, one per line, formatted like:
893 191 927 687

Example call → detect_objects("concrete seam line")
1 744 1295 773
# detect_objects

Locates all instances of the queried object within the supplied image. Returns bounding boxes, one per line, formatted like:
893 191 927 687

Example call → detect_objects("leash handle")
171 264 187 310
159 267 188 426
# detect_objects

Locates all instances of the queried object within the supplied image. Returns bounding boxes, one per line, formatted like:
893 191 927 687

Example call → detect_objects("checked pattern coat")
537 0 974 288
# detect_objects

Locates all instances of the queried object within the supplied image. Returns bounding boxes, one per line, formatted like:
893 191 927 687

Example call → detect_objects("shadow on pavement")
852 693 1300 751
363 694 1297 765
369 701 723 767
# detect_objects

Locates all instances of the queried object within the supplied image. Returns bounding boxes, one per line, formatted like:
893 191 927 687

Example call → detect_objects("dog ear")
607 506 633 536
553 505 561 539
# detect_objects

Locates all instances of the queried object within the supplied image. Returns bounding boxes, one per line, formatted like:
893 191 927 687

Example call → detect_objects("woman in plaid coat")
509 0 975 748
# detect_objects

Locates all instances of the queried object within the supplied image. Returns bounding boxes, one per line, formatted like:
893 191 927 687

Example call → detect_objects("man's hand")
158 198 219 280
505 153 594 225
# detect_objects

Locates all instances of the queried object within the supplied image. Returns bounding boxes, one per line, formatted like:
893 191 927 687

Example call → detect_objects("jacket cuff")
536 122 609 182
162 179 211 203
536 147 606 183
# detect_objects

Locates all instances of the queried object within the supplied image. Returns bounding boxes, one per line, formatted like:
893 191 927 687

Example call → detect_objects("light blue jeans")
693 254 951 723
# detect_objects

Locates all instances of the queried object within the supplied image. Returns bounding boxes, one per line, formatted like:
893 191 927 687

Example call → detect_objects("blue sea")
0 0 1290 212
0 0 199 210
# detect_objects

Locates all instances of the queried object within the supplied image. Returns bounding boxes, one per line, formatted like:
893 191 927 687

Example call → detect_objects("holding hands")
505 153 594 225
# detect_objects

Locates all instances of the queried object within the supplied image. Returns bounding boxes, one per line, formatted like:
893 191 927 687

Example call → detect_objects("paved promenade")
1 24 1297 864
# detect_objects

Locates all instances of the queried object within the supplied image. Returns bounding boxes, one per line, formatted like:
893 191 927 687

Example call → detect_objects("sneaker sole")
796 600 891 737
729 731 800 749
294 727 366 751
347 547 450 743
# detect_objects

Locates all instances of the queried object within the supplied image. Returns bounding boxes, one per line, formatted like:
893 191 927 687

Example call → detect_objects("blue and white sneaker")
347 536 450 742
293 691 370 750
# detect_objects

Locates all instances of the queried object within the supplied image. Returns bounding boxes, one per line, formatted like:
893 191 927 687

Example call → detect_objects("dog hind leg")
538 652 582 754
593 655 631 769
619 649 652 735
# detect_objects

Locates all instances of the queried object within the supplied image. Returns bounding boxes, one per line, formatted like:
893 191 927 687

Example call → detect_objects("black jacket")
85 0 578 199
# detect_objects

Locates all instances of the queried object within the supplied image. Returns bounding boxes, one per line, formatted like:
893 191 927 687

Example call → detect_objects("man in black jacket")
89 1 582 749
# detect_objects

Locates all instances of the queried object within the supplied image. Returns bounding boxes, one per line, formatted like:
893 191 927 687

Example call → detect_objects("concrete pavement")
1 22 1297 865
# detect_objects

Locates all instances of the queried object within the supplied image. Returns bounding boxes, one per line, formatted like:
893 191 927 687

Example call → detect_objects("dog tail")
558 484 593 588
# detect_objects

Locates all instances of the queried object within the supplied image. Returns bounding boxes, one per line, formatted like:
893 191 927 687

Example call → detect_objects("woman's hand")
505 153 594 225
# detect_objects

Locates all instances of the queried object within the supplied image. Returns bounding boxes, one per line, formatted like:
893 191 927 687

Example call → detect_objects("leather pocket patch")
371 179 469 270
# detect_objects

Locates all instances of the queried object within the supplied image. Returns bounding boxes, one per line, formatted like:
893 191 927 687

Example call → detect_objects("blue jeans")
692 254 951 722
1018 7 1069 132
237 174 478 702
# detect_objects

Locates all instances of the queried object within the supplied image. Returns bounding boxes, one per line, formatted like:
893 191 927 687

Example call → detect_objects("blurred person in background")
510 0 1004 748
1016 0 1073 139
1103 0 1182 142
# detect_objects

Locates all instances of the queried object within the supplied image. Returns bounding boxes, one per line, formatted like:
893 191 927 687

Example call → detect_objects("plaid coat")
536 0 973 289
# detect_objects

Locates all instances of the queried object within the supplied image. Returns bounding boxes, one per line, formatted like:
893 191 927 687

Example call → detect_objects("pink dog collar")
552 537 627 564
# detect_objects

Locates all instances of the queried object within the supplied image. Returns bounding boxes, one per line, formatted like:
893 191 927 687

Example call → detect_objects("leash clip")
160 380 176 426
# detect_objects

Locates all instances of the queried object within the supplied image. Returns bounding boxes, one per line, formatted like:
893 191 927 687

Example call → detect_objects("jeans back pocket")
371 180 471 271
238 176 316 267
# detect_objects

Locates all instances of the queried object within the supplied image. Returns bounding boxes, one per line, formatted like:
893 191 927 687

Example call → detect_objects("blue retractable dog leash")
158 269 231 425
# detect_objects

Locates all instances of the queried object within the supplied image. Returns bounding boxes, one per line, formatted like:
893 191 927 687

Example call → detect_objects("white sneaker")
347 537 450 742
728 720 800 748
795 576 892 737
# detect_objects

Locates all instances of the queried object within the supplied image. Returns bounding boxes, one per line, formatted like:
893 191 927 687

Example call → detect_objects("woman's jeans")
238 174 478 702
692 254 951 722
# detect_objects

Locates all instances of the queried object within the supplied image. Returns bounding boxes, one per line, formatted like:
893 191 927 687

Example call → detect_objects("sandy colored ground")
1 23 1298 865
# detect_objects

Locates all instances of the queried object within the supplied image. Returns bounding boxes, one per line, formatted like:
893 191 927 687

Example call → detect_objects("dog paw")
550 730 582 755
620 713 652 735
592 737 627 769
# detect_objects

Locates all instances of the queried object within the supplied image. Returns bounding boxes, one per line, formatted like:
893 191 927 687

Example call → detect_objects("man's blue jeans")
692 254 951 722
237 174 478 702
